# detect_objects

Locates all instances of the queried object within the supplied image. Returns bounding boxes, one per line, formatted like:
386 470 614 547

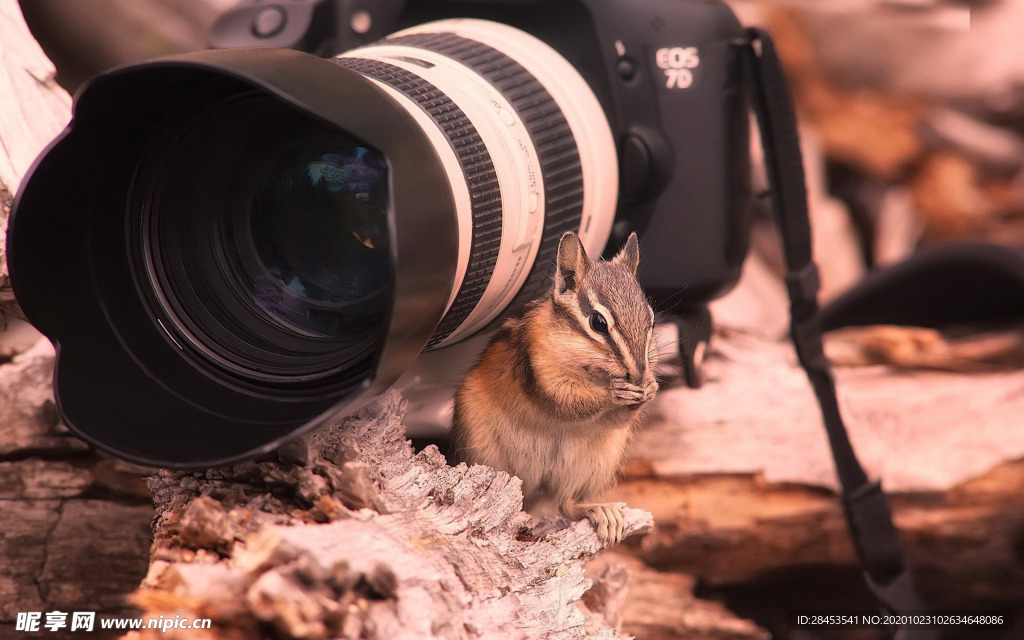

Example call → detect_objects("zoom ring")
385 33 585 317
336 57 503 348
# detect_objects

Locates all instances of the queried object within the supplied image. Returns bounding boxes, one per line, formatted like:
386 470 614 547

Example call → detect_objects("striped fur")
451 232 658 543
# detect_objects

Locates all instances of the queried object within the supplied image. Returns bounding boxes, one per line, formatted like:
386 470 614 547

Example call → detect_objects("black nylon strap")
742 28 936 639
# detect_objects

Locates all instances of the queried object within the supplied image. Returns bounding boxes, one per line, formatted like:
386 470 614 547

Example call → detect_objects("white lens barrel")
339 19 618 348
340 40 544 334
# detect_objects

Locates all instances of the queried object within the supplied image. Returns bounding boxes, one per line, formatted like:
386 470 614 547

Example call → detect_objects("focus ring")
385 33 585 316
336 57 503 348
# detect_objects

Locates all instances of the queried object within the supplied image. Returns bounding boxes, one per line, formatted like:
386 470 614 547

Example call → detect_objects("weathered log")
642 325 1024 493
826 324 1024 372
133 390 657 640
608 460 1024 639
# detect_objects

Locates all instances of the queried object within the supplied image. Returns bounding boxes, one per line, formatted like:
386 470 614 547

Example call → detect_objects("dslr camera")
8 0 752 466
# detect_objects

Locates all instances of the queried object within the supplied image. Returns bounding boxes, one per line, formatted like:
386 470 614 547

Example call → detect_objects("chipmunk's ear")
554 232 590 294
611 232 640 275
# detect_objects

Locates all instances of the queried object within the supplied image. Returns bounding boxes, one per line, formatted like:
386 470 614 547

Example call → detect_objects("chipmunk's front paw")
583 503 626 544
610 378 645 405
642 379 659 402
563 500 627 544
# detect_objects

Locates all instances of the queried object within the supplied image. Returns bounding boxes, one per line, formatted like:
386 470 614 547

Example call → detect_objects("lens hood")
7 48 459 467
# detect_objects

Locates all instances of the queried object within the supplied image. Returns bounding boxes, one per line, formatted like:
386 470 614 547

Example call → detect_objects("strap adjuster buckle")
785 263 820 303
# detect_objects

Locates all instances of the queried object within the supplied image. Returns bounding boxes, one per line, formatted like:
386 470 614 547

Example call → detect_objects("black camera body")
213 0 753 314
8 0 753 466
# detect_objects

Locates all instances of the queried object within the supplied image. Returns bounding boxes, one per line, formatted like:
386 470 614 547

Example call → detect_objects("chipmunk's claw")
642 380 658 402
563 500 627 545
610 378 658 406
610 379 645 405
584 503 626 545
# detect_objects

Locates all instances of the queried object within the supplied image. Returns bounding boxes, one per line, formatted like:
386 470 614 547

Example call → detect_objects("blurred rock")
732 0 1024 254
873 186 923 265
802 1 1023 118
912 151 992 239
922 108 1024 174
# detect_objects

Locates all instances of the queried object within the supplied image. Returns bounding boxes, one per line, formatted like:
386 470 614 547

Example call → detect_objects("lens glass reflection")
136 94 393 384
248 146 390 338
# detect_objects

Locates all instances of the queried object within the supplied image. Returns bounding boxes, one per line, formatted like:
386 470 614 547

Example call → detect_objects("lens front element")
134 96 391 385
249 146 389 339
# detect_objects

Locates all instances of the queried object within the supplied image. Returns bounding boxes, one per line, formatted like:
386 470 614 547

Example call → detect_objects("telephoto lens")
7 19 617 466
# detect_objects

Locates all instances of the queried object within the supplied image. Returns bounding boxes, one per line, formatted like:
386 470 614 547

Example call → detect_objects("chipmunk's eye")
590 312 610 336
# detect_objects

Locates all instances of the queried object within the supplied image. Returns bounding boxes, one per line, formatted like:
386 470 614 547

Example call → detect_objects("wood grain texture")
607 459 1024 633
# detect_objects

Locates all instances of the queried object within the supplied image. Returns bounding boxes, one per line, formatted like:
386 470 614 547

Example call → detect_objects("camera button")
251 7 286 38
528 193 539 213
616 59 637 82
621 135 651 198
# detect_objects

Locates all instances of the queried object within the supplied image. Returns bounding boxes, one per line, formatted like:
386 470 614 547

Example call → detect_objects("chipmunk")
451 231 658 543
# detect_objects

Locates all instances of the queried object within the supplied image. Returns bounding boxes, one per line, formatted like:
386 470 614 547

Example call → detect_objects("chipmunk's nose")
626 363 648 385
625 345 648 383
636 361 657 385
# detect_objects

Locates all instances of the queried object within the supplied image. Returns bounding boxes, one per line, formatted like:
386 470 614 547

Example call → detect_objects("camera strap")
742 28 937 640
